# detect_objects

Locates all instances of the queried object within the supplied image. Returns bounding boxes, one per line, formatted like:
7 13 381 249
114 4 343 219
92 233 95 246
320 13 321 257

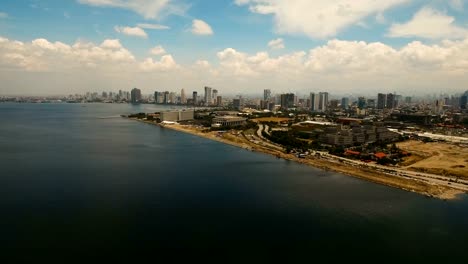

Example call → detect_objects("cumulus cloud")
268 38 285 50
235 0 409 38
114 26 148 38
388 7 468 39
2 35 468 95
150 45 166 56
191 19 213 35
77 0 186 19
137 23 170 30
140 55 178 71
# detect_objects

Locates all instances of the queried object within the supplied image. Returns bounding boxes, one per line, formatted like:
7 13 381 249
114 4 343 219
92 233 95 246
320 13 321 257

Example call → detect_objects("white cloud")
150 45 166 56
0 12 8 19
100 39 123 49
191 19 213 35
235 0 409 39
388 7 468 39
137 23 170 30
376 12 386 24
268 38 285 49
140 55 178 71
114 26 148 38
2 35 468 95
77 0 182 19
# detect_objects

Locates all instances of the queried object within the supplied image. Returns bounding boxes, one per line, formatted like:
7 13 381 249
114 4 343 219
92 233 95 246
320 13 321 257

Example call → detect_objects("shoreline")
132 118 465 200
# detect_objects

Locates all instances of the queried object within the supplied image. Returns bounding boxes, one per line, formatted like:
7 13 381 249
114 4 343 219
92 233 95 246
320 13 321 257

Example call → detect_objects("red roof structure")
374 152 387 159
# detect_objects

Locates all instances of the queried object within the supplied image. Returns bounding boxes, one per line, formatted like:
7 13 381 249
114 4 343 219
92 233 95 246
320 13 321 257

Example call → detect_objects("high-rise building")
204 86 212 106
216 96 222 107
193 91 198 105
460 91 468 109
377 93 386 109
405 96 412 104
318 92 329 112
264 89 271 101
163 91 170 104
233 99 242 110
131 88 141 104
212 89 218 105
180 89 186 104
154 91 159 104
386 93 395 109
310 93 319 111
280 93 295 109
341 97 349 110
357 97 367 109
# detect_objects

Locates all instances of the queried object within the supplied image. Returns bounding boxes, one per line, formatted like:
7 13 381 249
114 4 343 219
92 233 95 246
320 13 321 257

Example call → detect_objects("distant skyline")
1 0 468 95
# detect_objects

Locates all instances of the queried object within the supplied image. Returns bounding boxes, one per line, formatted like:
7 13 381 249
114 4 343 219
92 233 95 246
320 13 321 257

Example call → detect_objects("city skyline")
1 1 468 95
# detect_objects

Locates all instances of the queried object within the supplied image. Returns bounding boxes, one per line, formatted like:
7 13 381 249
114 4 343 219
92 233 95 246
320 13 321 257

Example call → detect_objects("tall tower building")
264 89 271 101
280 93 295 109
193 91 198 105
163 91 169 104
386 93 395 109
130 88 141 104
180 89 186 104
154 91 159 104
377 93 386 109
212 89 218 105
318 92 329 112
341 97 349 110
310 93 319 112
204 86 212 106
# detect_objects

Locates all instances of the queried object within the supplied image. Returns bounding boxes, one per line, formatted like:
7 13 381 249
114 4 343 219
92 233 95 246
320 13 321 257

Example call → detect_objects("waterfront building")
193 91 198 105
212 116 247 127
160 110 194 122
131 88 141 104
181 89 186 104
163 91 169 104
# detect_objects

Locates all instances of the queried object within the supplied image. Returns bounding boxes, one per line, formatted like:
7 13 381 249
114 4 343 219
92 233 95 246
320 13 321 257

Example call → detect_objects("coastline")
132 118 465 200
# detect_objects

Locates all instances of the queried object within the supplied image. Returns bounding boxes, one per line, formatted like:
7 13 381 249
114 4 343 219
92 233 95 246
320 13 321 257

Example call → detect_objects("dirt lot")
398 140 468 179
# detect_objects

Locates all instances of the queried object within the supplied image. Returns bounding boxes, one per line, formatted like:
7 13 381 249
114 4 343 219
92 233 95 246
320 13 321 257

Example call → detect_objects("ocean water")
0 103 467 260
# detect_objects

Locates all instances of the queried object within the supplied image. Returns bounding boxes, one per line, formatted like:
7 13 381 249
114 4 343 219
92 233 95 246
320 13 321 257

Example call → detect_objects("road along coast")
131 118 467 200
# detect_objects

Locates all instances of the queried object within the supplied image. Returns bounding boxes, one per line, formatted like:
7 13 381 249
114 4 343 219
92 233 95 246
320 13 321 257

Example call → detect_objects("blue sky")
1 0 468 95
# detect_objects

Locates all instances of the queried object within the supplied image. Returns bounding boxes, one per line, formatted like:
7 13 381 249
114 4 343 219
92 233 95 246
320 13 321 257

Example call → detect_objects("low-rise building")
160 110 194 122
212 116 247 127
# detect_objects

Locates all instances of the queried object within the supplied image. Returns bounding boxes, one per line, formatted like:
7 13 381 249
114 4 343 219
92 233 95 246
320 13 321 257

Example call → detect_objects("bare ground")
398 140 468 180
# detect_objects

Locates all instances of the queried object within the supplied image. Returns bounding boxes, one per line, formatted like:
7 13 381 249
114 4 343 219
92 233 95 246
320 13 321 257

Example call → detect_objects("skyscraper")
204 86 212 106
310 93 319 112
460 91 468 109
341 97 349 110
130 88 141 104
357 97 367 109
180 89 186 104
280 93 295 109
154 91 159 104
264 89 271 101
212 89 218 105
163 91 169 104
217 96 222 107
318 92 329 112
386 93 395 109
193 91 198 105
377 93 386 109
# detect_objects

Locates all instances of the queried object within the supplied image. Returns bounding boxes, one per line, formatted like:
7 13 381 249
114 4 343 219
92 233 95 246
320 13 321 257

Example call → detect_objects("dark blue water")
1 103 467 260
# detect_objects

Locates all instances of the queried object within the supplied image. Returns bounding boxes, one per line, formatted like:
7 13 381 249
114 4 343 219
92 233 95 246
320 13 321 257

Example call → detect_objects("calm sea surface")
0 103 467 260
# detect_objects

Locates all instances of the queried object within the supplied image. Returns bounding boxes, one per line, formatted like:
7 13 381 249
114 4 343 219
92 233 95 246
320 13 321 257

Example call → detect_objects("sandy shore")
133 119 465 200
